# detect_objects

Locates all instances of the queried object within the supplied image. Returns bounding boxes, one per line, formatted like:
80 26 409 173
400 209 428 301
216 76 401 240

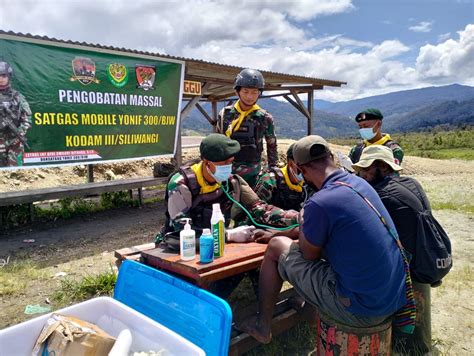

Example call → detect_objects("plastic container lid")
114 260 232 356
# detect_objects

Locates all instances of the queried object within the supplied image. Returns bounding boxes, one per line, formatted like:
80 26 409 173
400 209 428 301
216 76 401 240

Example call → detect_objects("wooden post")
212 101 218 132
138 187 143 206
307 90 314 135
175 83 209 168
87 164 94 183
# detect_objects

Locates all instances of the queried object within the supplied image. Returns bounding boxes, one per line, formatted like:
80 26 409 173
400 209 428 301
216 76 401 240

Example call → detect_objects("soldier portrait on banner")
0 60 32 167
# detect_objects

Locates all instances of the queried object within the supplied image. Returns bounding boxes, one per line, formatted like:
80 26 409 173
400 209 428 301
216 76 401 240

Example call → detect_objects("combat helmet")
0 61 13 90
0 61 13 78
234 68 265 91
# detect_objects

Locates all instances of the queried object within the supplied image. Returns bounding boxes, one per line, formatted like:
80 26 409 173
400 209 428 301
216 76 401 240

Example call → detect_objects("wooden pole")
307 90 314 136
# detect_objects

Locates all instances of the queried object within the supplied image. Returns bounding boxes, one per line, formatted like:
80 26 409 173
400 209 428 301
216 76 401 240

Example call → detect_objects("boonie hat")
293 135 331 166
200 133 240 162
352 145 402 172
355 108 383 122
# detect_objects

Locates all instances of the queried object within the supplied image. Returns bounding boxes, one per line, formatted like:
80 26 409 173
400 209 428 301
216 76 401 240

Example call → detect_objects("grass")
416 176 474 215
244 322 316 356
53 268 117 305
1 191 140 228
328 127 474 161
407 148 474 160
0 260 48 296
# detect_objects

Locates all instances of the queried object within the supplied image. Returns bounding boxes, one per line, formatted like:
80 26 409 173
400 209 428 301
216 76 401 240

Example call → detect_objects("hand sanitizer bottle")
180 218 196 261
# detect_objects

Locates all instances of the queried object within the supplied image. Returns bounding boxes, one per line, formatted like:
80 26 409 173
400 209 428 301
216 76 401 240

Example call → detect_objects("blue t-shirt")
302 169 406 317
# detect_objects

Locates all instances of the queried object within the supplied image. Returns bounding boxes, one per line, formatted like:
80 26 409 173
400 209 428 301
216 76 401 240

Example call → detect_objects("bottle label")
212 220 225 257
200 237 214 263
182 238 195 259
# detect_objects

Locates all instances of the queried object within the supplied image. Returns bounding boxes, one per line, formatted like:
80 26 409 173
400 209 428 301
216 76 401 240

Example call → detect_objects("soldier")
255 143 311 211
348 108 404 164
159 133 298 242
0 61 32 167
216 68 278 188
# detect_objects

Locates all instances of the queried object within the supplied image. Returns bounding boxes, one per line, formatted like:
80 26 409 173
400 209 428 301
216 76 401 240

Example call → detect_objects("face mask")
211 164 233 182
296 172 304 181
359 127 376 140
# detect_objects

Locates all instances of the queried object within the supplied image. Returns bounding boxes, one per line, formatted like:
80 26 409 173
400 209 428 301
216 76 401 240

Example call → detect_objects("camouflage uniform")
161 164 298 237
349 134 404 164
216 105 278 188
0 88 32 166
255 166 310 211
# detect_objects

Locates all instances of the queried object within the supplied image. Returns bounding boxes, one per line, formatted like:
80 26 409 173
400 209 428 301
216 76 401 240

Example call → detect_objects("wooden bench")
0 176 167 223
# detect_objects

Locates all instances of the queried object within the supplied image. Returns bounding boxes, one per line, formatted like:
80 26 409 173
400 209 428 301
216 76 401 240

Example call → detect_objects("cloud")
409 21 433 33
437 32 451 42
1 1 472 102
368 40 410 59
416 24 474 84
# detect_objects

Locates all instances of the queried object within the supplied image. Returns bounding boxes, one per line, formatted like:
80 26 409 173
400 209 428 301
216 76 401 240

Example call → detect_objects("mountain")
317 84 474 118
182 84 474 138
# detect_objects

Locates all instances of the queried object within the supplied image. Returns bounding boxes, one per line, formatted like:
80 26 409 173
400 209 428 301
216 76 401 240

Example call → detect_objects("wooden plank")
142 243 267 287
142 243 266 274
229 289 306 356
0 177 166 206
114 242 156 260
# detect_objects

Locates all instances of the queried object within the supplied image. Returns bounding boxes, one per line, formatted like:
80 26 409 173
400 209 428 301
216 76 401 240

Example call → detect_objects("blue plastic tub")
114 260 233 356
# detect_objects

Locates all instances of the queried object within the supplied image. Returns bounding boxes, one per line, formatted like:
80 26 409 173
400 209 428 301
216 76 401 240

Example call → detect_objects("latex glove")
226 225 256 243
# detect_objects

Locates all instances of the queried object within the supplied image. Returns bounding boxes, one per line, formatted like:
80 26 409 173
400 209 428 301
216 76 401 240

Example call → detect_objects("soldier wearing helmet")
0 61 32 167
216 68 278 188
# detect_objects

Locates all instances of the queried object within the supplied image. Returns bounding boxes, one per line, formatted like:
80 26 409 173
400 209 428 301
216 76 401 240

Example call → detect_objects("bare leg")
238 236 294 344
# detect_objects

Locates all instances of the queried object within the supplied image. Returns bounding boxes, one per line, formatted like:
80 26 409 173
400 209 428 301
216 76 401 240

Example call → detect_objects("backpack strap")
334 180 416 334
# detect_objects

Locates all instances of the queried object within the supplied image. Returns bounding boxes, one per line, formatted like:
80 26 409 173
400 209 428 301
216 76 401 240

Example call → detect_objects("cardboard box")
33 314 116 356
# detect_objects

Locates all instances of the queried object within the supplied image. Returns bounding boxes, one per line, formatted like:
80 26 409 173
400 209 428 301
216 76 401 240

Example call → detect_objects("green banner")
0 34 184 169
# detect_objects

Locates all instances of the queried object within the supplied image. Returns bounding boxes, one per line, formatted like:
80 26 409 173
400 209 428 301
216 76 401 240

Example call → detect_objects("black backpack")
389 178 453 285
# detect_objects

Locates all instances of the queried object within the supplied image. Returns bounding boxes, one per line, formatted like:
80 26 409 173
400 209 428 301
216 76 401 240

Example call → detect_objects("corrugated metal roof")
0 30 346 101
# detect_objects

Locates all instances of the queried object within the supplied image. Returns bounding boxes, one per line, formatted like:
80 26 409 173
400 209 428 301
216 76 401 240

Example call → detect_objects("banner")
0 34 184 169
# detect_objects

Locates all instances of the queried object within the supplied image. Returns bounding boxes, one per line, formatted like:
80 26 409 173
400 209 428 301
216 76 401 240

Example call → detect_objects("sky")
1 0 473 102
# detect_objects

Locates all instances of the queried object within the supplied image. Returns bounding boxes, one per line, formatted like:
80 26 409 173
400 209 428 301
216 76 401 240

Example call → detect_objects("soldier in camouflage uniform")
215 68 278 188
0 61 32 167
255 143 312 211
159 134 298 242
349 108 404 165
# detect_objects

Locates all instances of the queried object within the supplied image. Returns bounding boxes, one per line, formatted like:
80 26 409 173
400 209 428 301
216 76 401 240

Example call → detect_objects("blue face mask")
211 164 233 182
296 172 304 181
359 127 376 140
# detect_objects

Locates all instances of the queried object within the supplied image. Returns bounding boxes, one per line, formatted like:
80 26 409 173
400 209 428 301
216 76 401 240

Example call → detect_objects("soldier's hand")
226 225 256 243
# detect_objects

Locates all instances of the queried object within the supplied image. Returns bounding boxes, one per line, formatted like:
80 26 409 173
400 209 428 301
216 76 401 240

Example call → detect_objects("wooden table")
115 242 308 355
140 242 267 289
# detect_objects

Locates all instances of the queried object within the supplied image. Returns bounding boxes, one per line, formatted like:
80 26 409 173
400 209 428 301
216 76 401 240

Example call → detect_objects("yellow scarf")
282 165 303 192
225 100 261 137
365 133 392 146
190 162 220 194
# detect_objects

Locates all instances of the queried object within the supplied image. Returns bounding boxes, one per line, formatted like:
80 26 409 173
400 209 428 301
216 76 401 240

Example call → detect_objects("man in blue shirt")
238 135 408 344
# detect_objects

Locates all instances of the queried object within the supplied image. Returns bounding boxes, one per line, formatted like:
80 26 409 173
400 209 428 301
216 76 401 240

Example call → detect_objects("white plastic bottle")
211 203 225 258
180 218 196 261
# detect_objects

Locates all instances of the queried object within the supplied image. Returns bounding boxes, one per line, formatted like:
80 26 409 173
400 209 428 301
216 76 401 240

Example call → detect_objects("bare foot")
236 315 272 344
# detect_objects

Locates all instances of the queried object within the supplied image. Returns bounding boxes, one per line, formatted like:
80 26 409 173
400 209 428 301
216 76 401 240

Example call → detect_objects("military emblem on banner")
70 57 99 85
107 63 129 88
135 65 156 90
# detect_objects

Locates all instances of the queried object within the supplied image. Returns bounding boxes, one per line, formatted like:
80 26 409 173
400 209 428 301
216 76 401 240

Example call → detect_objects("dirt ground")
0 139 473 354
